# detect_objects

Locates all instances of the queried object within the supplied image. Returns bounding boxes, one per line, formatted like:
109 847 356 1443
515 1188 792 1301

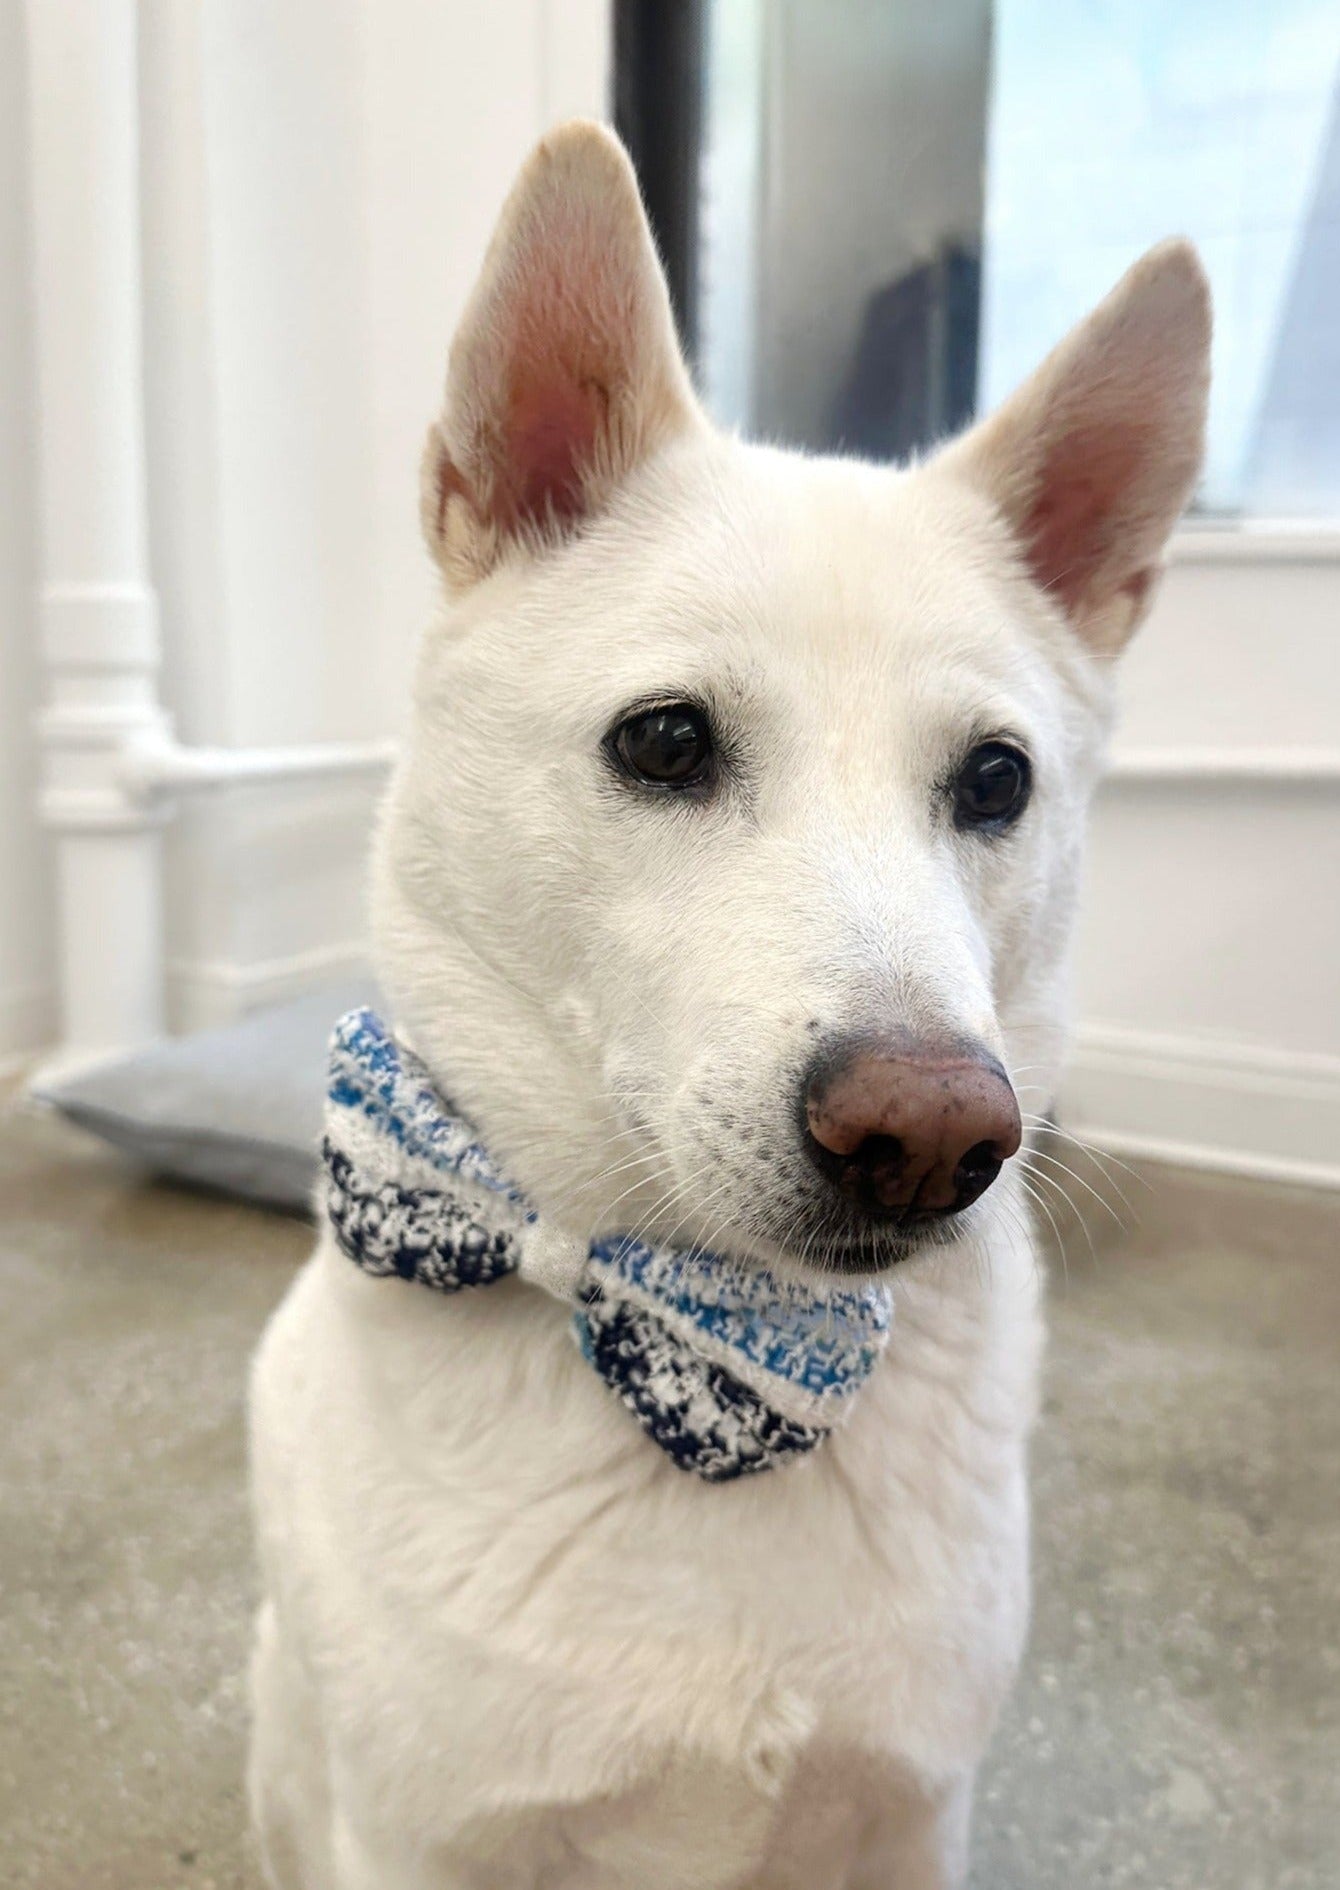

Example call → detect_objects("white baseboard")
1062 1024 1340 1192
167 940 371 1033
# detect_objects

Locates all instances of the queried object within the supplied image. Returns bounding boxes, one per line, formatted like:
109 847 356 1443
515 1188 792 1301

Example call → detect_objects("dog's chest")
253 1243 1037 1871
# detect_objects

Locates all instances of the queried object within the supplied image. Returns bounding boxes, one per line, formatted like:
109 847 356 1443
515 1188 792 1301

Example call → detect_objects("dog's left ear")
422 121 703 590
938 241 1211 655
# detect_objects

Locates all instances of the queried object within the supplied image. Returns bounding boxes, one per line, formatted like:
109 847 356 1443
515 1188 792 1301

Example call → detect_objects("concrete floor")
0 1104 1336 1890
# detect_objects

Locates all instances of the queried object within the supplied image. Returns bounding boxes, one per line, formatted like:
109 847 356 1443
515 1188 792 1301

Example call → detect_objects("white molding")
25 0 172 1059
167 940 370 1033
1103 745 1340 786
1170 524 1340 565
120 735 396 800
1059 1126 1340 1194
1062 1024 1340 1192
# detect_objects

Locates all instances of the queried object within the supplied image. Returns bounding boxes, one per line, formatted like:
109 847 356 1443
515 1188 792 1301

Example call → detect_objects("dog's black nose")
803 1039 1021 1220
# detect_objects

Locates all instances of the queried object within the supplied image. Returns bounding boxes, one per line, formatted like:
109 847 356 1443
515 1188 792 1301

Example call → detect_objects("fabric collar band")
323 1010 892 1483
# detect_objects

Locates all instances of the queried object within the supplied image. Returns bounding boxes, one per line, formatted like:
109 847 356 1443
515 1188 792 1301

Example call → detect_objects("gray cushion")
36 980 377 1212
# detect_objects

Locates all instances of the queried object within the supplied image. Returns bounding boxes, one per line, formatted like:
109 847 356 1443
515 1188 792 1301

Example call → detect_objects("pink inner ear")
1021 418 1151 612
475 224 629 540
498 367 610 535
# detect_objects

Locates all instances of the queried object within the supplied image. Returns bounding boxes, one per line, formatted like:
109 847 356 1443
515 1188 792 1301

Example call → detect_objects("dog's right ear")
936 240 1211 657
421 121 703 590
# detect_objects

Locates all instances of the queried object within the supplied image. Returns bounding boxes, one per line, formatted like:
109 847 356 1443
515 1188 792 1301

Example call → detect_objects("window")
983 1 1340 520
642 0 1340 521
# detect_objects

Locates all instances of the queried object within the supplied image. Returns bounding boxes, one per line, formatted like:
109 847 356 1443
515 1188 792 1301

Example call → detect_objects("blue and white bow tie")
323 1010 892 1483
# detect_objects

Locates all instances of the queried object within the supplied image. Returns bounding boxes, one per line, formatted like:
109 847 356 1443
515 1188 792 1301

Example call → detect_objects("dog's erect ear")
421 121 702 589
938 241 1211 655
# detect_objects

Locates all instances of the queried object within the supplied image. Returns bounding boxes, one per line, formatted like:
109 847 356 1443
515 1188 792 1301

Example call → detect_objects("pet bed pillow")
36 979 377 1212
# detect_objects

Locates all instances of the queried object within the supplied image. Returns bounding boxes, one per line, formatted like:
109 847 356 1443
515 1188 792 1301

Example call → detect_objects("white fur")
248 123 1209 1888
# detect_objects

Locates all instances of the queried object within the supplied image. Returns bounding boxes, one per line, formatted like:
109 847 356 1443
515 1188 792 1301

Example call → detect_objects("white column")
25 0 173 1062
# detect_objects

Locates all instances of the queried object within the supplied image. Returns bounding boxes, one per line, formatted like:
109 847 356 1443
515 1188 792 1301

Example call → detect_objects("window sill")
1170 523 1340 564
1104 745 1340 784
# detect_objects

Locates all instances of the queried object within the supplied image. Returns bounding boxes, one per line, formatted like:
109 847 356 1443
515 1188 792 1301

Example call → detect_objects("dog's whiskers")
619 1160 729 1265
1021 1144 1127 1233
540 1154 678 1247
1021 1115 1148 1206
1019 1156 1101 1276
1014 1169 1071 1290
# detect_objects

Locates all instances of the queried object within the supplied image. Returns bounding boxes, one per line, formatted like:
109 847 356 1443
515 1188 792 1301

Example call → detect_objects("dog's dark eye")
953 742 1031 830
612 704 713 789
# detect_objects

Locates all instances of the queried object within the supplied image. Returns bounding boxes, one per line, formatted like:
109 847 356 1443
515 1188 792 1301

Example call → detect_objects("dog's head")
374 122 1209 1275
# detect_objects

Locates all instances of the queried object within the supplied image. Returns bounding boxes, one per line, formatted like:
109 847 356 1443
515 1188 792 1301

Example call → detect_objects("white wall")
1063 536 1340 1186
4 0 609 1052
0 1 55 1068
143 0 606 1029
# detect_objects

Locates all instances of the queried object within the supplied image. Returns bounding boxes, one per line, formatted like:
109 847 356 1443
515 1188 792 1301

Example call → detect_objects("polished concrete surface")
1 1103 1336 1889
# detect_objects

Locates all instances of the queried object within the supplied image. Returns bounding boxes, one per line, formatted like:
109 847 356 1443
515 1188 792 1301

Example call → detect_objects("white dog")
247 122 1209 1889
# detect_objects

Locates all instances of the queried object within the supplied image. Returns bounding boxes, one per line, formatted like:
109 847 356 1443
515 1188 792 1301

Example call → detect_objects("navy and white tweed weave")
323 1009 892 1483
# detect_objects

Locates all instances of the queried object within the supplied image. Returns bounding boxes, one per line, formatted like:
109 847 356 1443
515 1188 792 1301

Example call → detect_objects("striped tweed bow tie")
322 1010 892 1483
